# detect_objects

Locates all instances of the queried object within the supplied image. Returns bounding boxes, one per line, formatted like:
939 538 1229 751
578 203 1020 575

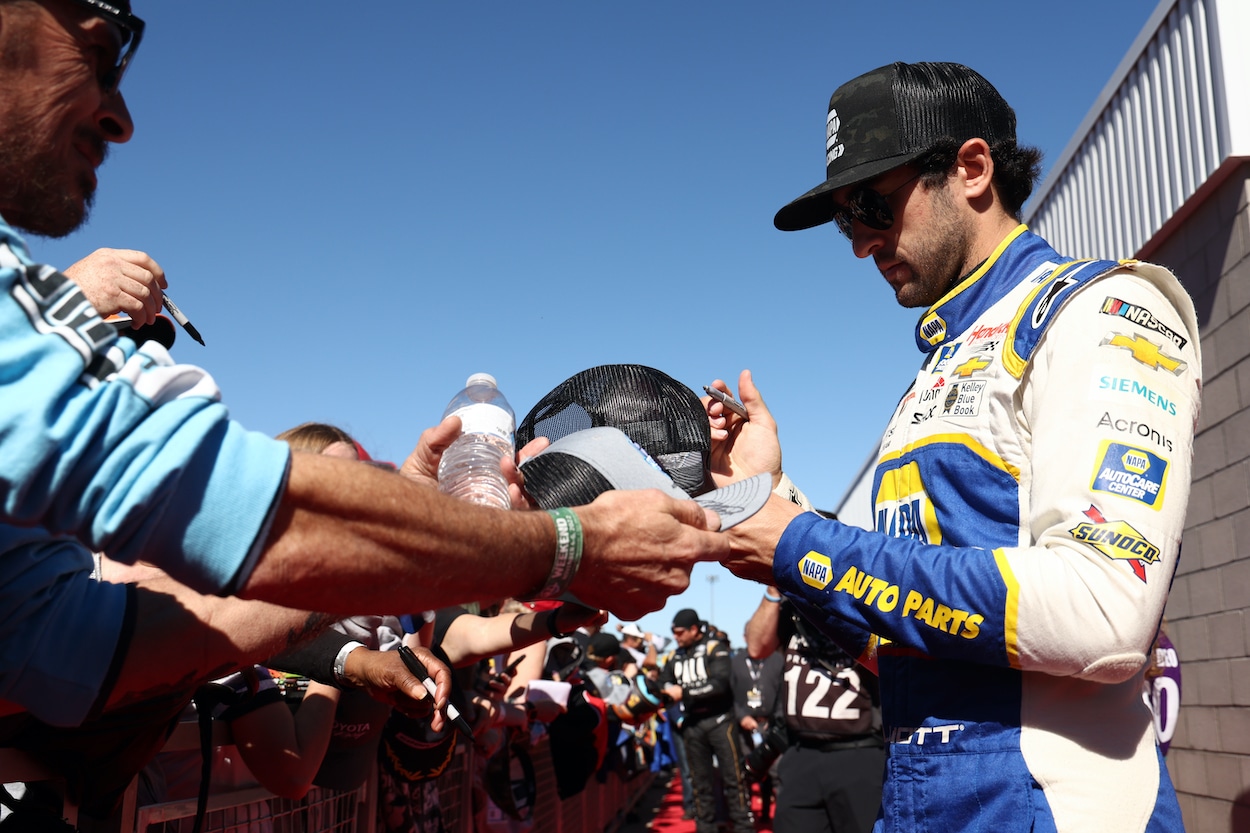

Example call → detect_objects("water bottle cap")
466 373 498 388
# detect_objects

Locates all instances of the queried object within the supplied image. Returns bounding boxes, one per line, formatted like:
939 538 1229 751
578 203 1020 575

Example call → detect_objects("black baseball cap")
588 633 621 660
518 427 771 531
774 61 1017 232
671 609 701 629
517 364 712 497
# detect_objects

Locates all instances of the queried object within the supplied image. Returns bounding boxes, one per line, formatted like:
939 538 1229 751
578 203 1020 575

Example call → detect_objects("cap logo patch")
826 109 844 165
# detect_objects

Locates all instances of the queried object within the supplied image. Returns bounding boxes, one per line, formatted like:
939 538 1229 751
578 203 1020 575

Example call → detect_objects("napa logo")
1090 440 1168 508
874 462 942 544
798 552 833 589
919 312 947 346
1071 505 1161 582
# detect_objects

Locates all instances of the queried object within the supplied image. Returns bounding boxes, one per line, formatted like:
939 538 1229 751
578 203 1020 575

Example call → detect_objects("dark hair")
914 137 1043 219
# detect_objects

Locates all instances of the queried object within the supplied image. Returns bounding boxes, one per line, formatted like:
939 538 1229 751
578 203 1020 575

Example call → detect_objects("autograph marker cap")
774 61 1017 232
519 427 771 531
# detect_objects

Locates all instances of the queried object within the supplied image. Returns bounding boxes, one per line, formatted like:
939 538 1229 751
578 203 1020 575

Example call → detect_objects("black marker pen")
398 645 474 741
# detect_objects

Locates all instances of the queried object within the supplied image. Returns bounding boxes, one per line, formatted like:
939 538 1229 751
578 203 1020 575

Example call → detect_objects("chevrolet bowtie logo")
1100 332 1186 375
953 356 992 378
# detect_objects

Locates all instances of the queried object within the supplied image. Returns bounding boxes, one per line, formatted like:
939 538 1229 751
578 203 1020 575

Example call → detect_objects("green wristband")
537 507 584 600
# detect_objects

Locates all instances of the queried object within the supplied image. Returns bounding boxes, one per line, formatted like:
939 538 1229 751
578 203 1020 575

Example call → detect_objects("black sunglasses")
832 170 923 240
70 0 146 94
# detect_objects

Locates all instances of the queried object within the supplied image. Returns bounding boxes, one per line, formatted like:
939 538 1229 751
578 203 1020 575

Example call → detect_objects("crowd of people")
0 1 1202 832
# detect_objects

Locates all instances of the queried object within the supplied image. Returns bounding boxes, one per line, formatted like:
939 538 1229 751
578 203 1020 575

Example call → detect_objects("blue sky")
36 0 1160 645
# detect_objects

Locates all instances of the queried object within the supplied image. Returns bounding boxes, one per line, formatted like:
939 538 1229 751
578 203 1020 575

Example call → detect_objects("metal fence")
2 721 653 833
1024 0 1250 259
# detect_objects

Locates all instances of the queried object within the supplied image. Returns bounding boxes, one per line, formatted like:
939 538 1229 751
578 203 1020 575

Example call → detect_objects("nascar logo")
1100 297 1188 349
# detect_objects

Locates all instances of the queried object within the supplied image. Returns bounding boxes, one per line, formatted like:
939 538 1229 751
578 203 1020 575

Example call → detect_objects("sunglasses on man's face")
831 171 923 240
70 0 146 94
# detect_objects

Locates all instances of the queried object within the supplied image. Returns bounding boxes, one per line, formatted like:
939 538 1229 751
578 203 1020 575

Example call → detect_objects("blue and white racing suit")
0 216 290 725
774 226 1200 832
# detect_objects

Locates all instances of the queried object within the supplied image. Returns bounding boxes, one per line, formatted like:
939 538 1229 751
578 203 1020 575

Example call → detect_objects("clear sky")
36 0 1161 647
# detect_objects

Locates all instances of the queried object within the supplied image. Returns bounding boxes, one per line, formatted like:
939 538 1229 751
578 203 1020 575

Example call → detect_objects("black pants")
681 713 753 833
775 742 886 833
738 727 779 820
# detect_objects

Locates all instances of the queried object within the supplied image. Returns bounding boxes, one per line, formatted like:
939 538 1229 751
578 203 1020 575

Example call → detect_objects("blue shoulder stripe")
1003 259 1120 378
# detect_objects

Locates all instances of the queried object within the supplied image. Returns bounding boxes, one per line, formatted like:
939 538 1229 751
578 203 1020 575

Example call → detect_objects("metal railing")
2 720 653 833
1024 0 1250 259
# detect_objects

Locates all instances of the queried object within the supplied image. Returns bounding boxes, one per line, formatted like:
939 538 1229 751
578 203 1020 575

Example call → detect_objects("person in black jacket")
731 636 784 821
745 588 884 833
659 608 753 833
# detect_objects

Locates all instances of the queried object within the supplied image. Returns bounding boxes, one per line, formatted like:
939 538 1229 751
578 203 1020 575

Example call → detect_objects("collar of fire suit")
913 224 1053 353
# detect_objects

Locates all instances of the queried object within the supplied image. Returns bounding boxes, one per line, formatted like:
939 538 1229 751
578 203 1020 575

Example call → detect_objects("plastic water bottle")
437 373 515 509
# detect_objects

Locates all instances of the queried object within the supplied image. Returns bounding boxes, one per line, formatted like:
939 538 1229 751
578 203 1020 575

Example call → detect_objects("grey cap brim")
520 427 771 531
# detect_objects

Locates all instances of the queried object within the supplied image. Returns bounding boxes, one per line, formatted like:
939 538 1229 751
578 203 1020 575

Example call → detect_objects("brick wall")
1149 161 1250 832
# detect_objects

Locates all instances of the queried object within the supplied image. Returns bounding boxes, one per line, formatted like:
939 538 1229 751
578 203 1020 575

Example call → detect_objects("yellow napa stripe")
1003 258 1093 379
993 548 1022 669
888 433 1020 480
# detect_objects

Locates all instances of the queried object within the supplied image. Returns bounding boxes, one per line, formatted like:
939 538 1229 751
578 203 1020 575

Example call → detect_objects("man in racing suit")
710 62 1200 832
659 609 754 833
